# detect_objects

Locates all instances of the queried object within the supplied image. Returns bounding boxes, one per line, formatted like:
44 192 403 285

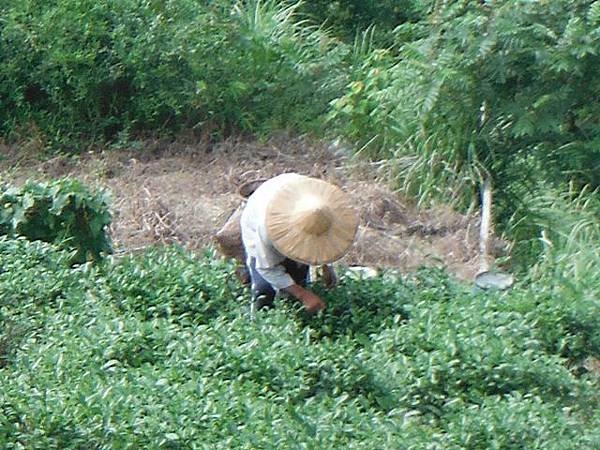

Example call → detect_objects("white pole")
479 175 493 273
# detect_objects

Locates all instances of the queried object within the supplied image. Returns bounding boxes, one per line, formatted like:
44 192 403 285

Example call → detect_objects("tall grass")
501 186 600 363
511 184 600 280
228 0 346 134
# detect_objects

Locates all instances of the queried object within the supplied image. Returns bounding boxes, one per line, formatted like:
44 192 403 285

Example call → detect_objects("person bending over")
240 173 358 314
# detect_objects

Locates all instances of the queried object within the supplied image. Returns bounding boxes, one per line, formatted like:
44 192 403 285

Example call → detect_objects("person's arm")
250 215 326 313
283 284 326 314
257 265 325 314
255 264 294 291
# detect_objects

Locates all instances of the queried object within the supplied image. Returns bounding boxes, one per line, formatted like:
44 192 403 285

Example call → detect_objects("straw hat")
265 175 359 265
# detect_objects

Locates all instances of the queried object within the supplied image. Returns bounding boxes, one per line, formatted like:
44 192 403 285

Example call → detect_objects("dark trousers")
248 257 309 307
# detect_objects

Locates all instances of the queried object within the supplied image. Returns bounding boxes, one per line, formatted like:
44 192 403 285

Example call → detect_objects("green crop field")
0 239 598 449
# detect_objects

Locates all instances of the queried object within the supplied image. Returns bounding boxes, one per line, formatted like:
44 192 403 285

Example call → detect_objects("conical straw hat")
265 176 359 265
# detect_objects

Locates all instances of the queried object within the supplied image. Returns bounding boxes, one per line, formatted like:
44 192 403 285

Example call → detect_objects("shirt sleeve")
253 224 295 290
255 264 295 290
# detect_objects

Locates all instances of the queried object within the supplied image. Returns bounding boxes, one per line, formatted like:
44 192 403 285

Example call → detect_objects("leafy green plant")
507 186 600 359
215 0 346 134
298 0 430 46
0 245 599 449
327 40 397 158
0 0 345 146
370 0 600 198
0 319 28 369
0 178 112 263
0 237 83 309
103 247 244 324
298 270 412 340
328 0 600 273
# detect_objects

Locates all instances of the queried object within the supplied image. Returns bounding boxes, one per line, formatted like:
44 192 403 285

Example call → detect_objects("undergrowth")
2 0 600 280
0 179 112 264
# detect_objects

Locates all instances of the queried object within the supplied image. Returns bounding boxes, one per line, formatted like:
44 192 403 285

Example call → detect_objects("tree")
331 0 600 267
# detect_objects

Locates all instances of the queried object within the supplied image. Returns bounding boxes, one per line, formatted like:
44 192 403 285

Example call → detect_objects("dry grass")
0 134 485 280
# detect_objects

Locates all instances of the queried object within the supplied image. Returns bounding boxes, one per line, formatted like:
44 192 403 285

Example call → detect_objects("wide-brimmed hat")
265 175 359 265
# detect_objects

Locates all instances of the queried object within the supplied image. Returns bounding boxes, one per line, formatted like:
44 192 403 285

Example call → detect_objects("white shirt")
240 173 304 290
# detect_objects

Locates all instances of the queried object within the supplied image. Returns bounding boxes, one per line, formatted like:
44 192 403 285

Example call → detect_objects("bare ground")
1 134 484 281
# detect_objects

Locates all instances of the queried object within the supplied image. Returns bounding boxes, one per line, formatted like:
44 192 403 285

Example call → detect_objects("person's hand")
300 290 326 314
284 284 326 314
321 264 338 289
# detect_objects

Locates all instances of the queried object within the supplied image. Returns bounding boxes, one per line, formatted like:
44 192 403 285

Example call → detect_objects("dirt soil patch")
1 135 484 281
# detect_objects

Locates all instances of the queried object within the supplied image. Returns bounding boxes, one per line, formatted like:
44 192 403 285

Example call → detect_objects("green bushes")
0 243 598 448
0 238 84 378
0 178 111 263
1 1 600 442
1 0 214 141
3 0 600 278
298 0 429 45
0 0 342 145
0 237 81 308
330 0 600 198
325 0 600 276
104 247 243 324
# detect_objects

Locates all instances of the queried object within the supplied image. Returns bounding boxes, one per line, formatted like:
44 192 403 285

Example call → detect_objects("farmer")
241 173 359 314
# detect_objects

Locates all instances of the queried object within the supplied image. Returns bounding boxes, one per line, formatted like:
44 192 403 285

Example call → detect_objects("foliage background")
0 0 342 145
2 0 599 268
0 179 111 263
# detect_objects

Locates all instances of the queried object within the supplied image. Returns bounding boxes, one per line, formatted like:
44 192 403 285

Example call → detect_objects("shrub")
328 1 600 276
102 247 244 324
298 0 429 46
0 178 112 263
0 0 344 146
0 248 598 448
